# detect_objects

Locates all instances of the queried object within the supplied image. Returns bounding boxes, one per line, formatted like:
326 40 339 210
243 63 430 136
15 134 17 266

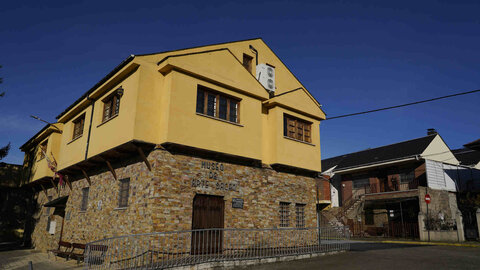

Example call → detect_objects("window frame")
118 178 130 208
196 85 241 124
101 89 122 124
80 187 89 211
283 114 312 143
352 177 370 189
279 202 291 228
400 170 415 183
38 140 48 160
295 203 306 228
242 53 253 73
72 114 85 140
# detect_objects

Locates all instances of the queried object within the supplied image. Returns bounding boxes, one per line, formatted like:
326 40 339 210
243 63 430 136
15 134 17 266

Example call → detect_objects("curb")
366 240 480 248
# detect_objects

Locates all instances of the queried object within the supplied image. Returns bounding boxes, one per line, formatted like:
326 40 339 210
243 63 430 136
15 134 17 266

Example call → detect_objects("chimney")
427 128 437 135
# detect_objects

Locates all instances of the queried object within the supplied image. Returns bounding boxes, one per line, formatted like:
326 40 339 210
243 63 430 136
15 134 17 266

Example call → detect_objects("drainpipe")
84 96 95 160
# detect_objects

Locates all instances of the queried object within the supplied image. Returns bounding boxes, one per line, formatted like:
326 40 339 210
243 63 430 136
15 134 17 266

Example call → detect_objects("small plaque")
232 198 244 209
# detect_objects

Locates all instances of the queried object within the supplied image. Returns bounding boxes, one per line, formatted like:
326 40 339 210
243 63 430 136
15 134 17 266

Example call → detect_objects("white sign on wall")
48 220 56 235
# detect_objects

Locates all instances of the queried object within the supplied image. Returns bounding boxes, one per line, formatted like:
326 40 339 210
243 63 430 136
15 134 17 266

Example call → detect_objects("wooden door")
191 194 224 254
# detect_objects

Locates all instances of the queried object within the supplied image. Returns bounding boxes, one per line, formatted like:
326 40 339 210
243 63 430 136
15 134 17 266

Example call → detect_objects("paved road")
239 242 480 270
0 249 82 270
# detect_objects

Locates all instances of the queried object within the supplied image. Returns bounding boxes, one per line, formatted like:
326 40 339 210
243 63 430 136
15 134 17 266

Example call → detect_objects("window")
400 170 415 183
283 114 312 143
102 90 121 122
118 178 130 208
196 86 240 123
243 54 253 73
353 178 370 189
72 114 85 140
80 187 89 211
45 195 52 232
38 141 47 160
295 204 306 228
279 202 290 227
365 209 374 225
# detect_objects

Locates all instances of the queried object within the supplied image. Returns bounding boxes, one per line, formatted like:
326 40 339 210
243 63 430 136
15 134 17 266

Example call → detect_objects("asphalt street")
238 242 480 270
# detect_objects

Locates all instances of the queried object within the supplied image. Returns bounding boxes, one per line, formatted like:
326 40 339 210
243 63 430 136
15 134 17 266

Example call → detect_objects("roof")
464 139 480 151
55 38 263 120
452 148 480 166
321 134 437 172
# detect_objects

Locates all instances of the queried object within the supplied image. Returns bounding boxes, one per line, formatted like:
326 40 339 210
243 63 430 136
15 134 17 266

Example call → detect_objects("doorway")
191 194 224 254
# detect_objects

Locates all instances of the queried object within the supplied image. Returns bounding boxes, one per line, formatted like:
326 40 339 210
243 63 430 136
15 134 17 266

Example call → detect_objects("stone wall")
31 147 318 251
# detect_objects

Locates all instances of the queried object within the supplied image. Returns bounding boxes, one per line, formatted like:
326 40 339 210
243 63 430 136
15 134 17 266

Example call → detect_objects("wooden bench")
48 241 72 260
69 243 86 263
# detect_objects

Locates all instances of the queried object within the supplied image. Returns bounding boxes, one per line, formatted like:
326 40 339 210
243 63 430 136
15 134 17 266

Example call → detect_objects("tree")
0 65 9 160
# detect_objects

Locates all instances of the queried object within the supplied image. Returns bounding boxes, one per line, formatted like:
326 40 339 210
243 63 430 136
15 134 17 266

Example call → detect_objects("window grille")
80 187 89 211
279 202 290 227
295 204 306 228
118 178 130 208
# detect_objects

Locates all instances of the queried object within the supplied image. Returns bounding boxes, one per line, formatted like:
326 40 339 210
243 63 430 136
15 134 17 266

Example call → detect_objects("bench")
69 243 86 263
48 241 72 260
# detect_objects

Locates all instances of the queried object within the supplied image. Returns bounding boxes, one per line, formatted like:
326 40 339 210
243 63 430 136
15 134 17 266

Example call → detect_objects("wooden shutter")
304 124 311 143
287 117 296 138
296 121 304 141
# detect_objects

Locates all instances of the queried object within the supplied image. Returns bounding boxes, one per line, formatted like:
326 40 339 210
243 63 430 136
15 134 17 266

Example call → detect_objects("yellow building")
20 38 328 252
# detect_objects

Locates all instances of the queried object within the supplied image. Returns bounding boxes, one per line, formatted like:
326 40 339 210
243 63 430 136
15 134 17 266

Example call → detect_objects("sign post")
425 193 431 241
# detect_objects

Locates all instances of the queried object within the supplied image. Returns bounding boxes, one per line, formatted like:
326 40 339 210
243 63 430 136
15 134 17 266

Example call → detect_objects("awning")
44 196 69 207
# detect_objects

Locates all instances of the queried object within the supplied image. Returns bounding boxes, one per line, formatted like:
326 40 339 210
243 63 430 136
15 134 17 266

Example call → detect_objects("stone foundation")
31 147 318 251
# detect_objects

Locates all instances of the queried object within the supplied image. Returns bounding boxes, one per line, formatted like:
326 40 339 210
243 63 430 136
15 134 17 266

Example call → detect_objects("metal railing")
364 179 420 194
84 226 350 269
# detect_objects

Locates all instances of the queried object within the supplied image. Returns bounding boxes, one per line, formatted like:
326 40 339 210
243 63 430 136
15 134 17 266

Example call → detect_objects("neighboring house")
322 130 480 241
20 38 330 252
453 140 480 170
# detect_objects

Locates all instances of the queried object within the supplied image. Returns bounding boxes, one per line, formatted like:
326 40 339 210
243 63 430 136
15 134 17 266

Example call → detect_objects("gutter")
84 97 95 160
333 155 421 174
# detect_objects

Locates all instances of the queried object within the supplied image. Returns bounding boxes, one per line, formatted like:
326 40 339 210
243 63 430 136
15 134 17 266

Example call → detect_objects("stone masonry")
31 146 318 252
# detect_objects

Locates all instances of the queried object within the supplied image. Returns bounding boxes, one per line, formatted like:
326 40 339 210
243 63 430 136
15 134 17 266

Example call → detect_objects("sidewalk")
350 238 480 248
0 249 83 270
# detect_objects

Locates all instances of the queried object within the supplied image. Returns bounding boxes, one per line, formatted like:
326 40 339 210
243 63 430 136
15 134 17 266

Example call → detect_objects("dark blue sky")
1 0 479 164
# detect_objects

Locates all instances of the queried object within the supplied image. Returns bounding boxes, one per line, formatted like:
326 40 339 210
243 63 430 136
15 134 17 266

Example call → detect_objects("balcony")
363 179 420 195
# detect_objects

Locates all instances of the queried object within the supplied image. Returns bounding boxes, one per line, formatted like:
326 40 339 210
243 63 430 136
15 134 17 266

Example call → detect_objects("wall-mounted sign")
191 161 239 192
232 198 244 209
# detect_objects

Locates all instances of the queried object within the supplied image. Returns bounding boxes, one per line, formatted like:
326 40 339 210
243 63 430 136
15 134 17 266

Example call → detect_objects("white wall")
421 135 459 165
425 159 456 192
426 159 480 192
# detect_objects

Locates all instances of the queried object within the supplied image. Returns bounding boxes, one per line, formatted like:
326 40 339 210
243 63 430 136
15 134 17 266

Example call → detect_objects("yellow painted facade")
21 38 326 183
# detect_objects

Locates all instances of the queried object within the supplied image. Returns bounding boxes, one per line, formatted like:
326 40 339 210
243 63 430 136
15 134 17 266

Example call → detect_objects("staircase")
321 191 365 228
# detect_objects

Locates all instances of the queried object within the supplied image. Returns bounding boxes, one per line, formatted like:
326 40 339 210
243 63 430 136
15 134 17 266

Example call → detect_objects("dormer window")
243 54 253 73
